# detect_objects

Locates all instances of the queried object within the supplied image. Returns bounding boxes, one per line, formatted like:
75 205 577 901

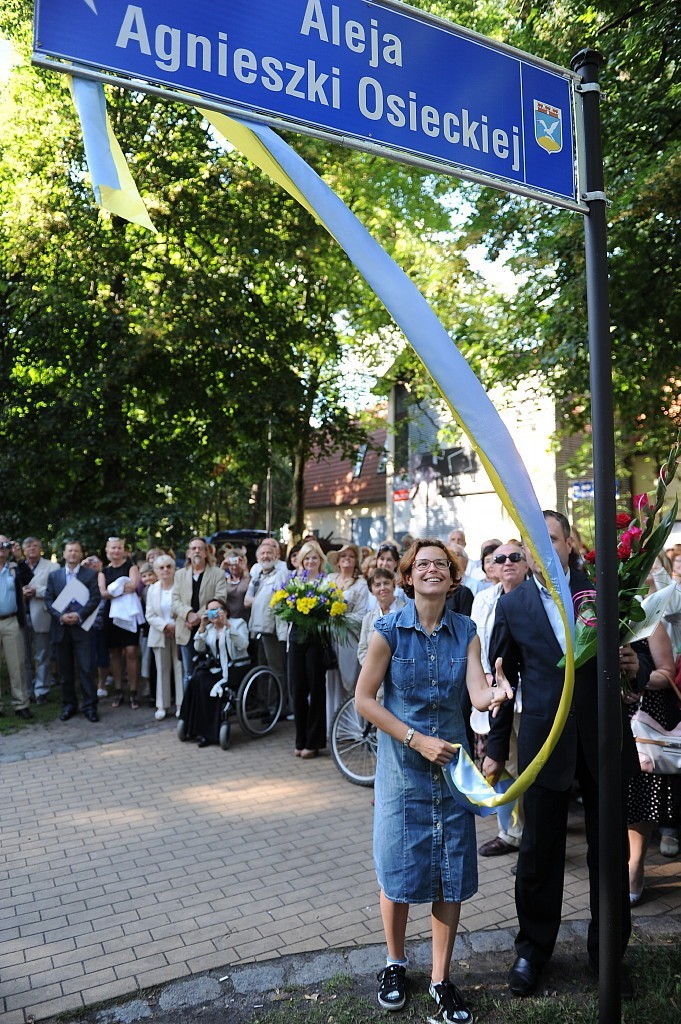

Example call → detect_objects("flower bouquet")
567 437 680 679
269 572 353 644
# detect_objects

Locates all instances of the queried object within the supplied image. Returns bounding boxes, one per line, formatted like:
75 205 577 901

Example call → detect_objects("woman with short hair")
356 538 512 1023
146 555 183 720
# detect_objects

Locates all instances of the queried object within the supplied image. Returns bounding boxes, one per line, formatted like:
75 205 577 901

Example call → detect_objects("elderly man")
471 541 529 856
172 537 227 688
487 511 643 997
244 538 289 693
0 534 31 718
16 537 54 704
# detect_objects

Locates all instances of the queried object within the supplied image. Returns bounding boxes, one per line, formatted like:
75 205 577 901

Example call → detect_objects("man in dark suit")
45 540 101 722
486 510 643 997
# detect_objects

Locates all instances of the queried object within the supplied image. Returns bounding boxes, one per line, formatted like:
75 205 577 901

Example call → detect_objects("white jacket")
145 581 176 649
194 619 250 685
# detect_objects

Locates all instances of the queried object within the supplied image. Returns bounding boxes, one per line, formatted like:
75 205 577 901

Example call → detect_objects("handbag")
321 640 338 671
631 703 681 774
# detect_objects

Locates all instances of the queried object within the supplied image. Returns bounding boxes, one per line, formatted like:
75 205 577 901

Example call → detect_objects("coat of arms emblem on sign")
533 100 563 153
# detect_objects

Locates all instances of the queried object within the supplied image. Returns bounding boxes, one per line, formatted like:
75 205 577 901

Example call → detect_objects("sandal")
129 693 140 711
111 691 124 709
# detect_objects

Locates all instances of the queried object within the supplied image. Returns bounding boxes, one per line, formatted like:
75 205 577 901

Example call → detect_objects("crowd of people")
1 521 680 1021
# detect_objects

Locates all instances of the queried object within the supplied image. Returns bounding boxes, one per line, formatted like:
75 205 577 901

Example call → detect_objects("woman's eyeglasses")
493 552 525 564
413 558 451 571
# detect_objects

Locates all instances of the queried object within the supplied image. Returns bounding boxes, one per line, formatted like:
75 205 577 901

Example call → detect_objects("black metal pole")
266 420 273 536
570 47 622 1024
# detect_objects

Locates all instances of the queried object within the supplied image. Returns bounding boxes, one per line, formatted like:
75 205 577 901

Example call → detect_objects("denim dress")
373 601 478 904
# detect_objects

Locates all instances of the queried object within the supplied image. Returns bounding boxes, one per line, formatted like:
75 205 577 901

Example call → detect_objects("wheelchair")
177 651 284 749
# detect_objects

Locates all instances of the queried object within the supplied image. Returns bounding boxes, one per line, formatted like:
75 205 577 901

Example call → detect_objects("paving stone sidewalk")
1 702 680 1023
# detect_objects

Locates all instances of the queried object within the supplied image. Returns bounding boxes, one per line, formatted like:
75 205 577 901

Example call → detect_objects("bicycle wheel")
330 696 377 787
236 666 283 737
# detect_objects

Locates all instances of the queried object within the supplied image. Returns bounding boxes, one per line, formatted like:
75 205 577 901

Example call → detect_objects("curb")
49 915 681 1024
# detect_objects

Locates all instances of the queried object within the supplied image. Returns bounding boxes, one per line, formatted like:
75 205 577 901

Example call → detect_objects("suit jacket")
17 556 54 633
171 565 227 646
45 566 101 642
487 571 639 791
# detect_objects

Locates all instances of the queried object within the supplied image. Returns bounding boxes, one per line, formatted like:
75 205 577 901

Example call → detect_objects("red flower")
625 525 643 542
616 513 632 528
633 493 649 510
617 535 632 559
584 549 596 564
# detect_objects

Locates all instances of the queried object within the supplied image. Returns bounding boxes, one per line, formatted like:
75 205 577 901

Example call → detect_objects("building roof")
304 427 387 508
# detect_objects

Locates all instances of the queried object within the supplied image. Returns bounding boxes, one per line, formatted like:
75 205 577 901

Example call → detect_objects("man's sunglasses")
493 552 525 564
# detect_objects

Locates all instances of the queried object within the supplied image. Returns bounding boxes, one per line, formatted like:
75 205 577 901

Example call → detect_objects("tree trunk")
290 445 307 542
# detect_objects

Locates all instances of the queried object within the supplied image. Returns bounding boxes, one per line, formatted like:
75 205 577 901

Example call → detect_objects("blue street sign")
569 480 595 501
569 480 621 501
34 0 581 209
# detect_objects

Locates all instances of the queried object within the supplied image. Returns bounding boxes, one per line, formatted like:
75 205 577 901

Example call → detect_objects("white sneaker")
96 688 108 699
154 709 166 721
175 706 181 718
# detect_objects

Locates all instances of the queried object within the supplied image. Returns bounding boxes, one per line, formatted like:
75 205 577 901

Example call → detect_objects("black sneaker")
428 980 474 1024
377 964 407 1011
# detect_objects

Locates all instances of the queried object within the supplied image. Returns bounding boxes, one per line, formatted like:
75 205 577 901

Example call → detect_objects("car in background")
206 529 274 567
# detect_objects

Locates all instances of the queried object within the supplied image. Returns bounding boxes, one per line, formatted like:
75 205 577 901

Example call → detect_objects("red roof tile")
304 427 387 508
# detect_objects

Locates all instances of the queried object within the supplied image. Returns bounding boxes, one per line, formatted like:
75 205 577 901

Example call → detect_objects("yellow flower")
270 590 287 607
296 597 317 615
330 600 347 617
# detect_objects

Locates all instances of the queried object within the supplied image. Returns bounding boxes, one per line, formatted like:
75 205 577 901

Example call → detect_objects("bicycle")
330 694 377 786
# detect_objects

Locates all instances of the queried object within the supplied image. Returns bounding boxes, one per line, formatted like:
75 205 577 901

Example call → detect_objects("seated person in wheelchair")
179 598 249 747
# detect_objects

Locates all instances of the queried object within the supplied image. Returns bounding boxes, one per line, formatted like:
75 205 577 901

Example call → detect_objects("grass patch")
246 940 681 1024
0 694 61 733
0 662 61 733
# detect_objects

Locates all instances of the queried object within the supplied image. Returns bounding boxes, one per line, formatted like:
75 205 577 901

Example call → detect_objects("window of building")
352 444 368 478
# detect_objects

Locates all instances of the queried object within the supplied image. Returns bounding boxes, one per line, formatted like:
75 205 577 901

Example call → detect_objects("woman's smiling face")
406 546 452 596
302 551 322 574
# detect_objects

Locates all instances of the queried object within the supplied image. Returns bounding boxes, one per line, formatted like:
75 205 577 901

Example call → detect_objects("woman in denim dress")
356 539 511 1024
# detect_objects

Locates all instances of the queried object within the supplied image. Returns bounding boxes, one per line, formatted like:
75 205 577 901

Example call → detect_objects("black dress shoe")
15 708 34 720
84 709 99 723
36 694 49 706
60 707 77 721
197 737 212 748
479 836 518 856
509 956 539 996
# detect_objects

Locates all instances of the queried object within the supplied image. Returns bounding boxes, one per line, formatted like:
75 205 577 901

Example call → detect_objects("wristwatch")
403 727 415 748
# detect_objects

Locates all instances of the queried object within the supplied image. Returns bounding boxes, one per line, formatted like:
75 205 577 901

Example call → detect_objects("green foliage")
455 0 681 461
0 10 457 547
2 0 676 549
